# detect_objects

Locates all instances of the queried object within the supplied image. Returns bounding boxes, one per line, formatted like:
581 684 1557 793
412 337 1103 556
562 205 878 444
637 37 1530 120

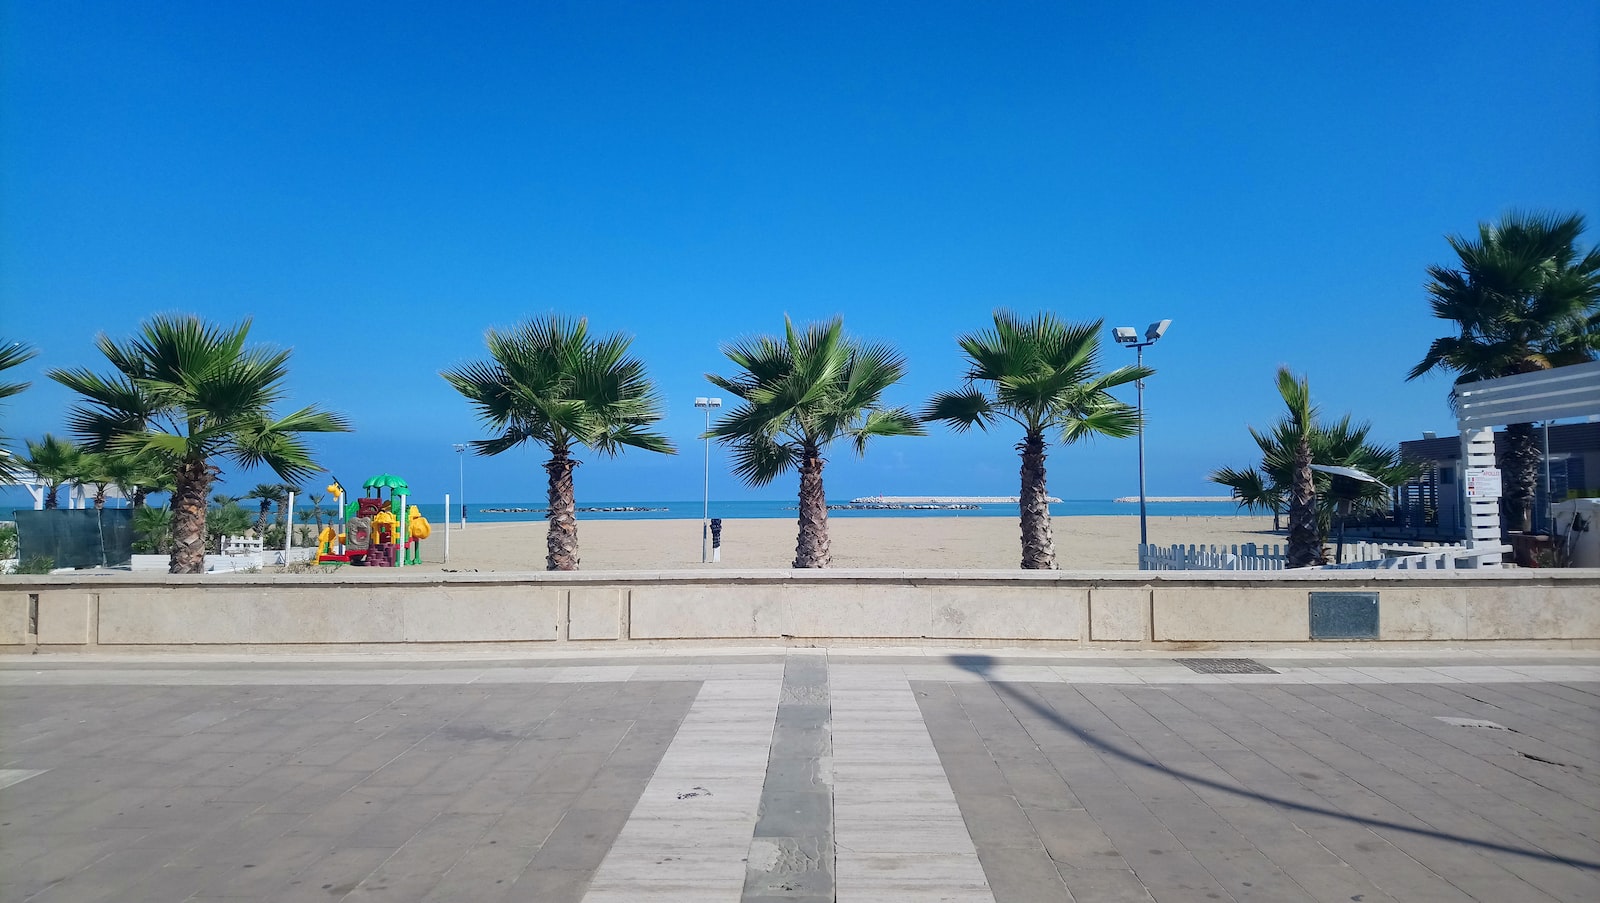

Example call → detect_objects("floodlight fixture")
1110 317 1173 554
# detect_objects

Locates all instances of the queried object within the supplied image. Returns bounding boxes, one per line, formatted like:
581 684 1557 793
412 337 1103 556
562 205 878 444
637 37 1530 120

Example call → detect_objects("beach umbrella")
1310 464 1385 563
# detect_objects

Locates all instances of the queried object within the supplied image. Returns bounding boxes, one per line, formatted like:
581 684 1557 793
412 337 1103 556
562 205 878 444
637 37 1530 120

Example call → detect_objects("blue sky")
3 0 1597 507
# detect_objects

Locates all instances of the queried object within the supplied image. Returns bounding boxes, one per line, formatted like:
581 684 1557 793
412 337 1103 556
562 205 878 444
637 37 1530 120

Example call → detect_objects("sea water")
397 499 1249 524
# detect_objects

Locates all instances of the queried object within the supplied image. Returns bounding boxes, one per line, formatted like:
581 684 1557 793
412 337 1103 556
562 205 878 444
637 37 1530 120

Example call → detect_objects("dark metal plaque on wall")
1308 592 1379 640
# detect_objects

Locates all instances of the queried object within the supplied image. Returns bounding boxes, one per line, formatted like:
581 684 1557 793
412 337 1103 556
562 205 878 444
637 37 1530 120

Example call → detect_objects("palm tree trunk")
545 449 579 570
94 487 106 510
44 484 59 510
169 460 214 574
793 444 830 568
1286 434 1321 568
132 487 148 509
1018 433 1056 569
1502 422 1540 533
255 501 272 537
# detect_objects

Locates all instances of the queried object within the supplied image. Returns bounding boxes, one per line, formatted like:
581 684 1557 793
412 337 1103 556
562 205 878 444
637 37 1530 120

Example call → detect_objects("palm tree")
924 312 1146 569
49 315 351 573
0 339 37 483
707 316 923 568
20 434 83 509
75 451 115 510
1271 368 1322 568
243 483 289 537
207 499 252 554
131 505 173 555
276 485 303 533
442 315 675 570
1211 371 1420 562
1408 211 1600 532
84 448 168 510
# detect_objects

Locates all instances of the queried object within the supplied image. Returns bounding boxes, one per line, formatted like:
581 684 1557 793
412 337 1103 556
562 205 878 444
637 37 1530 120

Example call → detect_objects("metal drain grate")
1175 658 1279 674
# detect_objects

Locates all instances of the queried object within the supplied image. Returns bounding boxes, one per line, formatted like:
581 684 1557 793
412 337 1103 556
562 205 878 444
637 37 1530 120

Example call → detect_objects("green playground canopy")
362 473 410 493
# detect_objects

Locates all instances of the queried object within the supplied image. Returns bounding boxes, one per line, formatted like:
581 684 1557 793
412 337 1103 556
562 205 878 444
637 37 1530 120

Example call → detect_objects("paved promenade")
1 647 1597 902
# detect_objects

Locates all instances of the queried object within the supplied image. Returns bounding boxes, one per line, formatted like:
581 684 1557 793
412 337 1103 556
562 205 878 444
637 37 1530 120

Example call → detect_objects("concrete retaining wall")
2 569 1597 651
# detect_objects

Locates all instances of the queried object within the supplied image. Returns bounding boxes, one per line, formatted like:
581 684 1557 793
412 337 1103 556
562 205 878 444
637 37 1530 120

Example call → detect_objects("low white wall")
131 548 316 573
1 569 1597 651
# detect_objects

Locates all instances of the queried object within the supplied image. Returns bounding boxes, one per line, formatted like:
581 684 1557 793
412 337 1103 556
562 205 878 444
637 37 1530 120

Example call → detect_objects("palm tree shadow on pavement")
945 654 1598 871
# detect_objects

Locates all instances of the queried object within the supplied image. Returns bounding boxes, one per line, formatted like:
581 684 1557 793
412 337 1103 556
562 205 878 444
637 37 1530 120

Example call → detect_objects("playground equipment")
311 474 432 568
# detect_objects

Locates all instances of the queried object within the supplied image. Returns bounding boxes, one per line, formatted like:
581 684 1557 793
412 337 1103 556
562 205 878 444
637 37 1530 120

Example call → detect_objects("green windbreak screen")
12 508 134 569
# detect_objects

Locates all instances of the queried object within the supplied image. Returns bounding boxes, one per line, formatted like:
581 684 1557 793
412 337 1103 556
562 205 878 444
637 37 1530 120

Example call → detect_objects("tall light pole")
694 397 722 563
452 443 466 529
1111 319 1171 550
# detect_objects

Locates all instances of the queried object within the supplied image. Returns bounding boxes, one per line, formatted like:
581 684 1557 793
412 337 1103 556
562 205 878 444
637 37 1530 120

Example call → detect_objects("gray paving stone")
3 654 1597 903
269 845 395 903
1190 848 1319 903
954 793 1045 847
1054 865 1154 902
1113 848 1236 901
1024 806 1127 869
344 812 500 898
1281 863 1403 903
972 843 1075 902
526 807 630 871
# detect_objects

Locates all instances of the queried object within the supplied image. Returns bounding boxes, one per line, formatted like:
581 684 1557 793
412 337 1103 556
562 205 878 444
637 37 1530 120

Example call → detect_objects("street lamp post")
694 397 722 563
453 444 466 529
1111 319 1171 552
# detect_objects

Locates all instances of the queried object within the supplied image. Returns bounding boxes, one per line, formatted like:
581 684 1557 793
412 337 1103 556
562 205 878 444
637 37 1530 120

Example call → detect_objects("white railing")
131 547 316 573
1318 543 1509 570
220 535 264 556
1138 543 1285 570
1139 540 1507 571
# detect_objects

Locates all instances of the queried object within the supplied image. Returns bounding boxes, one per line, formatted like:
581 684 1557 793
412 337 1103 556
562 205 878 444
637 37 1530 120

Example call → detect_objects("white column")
1460 426 1501 568
397 493 407 568
284 491 295 557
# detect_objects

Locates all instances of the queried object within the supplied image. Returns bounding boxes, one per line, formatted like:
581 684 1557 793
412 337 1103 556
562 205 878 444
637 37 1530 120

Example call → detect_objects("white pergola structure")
1452 360 1600 565
2 470 128 510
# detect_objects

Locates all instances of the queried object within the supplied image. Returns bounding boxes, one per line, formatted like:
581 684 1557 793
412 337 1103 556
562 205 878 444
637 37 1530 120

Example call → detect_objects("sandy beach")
410 514 1281 572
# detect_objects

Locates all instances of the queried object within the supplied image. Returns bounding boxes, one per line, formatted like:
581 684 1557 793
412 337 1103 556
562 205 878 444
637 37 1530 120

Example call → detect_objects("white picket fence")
1137 543 1286 571
1138 541 1505 571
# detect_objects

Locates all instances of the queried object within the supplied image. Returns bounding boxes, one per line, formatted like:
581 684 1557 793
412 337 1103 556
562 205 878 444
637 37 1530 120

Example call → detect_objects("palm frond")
445 314 671 460
922 388 996 432
0 339 37 401
726 433 800 486
849 407 925 456
1415 211 1599 386
1057 403 1140 444
1275 367 1315 434
1209 466 1283 513
936 310 1139 448
47 315 347 506
706 316 918 488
